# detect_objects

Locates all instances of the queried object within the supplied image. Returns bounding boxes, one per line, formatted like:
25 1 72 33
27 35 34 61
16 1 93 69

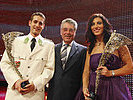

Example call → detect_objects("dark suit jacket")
47 41 87 100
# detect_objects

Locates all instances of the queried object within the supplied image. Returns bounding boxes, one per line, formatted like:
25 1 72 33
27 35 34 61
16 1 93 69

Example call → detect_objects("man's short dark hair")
30 12 46 22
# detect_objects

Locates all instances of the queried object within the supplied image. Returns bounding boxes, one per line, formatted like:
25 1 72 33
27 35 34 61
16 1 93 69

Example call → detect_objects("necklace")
98 42 101 46
96 42 102 46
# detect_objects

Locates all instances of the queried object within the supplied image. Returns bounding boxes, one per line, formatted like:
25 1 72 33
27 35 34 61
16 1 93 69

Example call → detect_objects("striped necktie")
61 44 69 69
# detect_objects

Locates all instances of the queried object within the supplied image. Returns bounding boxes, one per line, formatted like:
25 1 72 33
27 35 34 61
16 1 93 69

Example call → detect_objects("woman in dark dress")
80 13 133 100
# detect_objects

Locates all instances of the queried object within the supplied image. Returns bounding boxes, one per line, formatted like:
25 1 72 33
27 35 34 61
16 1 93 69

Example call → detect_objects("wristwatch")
112 70 115 76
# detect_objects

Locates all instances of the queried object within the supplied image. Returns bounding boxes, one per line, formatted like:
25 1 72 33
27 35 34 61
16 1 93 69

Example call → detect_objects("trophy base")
87 91 96 100
21 80 30 89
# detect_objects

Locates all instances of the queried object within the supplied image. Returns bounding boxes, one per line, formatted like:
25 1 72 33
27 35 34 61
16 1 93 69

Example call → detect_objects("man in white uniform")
0 12 55 100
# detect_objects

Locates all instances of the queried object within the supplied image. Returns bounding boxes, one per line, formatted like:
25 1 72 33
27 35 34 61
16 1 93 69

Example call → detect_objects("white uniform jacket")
0 34 55 100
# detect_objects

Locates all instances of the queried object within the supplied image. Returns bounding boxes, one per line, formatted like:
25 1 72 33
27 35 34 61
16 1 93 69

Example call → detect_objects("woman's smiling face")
91 17 104 36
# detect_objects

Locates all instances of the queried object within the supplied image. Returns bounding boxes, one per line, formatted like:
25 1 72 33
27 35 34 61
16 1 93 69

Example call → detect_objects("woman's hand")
83 88 91 100
96 66 112 77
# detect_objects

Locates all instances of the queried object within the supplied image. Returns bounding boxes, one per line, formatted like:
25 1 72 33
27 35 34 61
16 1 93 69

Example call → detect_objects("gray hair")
61 18 78 31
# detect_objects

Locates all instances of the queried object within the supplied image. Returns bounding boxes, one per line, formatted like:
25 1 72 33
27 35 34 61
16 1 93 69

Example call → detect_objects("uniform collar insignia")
38 39 43 46
24 37 29 44
24 37 43 46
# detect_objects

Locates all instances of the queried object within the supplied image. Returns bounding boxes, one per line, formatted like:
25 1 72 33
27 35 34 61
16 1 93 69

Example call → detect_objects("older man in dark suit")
47 18 87 100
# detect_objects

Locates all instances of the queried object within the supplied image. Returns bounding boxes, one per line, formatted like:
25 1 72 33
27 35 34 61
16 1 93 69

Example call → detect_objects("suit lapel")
65 41 78 71
29 43 43 56
22 35 44 58
20 36 31 56
29 36 44 57
68 41 78 60
24 41 31 56
55 43 63 70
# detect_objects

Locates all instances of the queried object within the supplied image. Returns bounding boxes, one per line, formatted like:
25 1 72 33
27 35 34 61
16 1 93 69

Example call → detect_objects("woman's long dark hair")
85 13 113 54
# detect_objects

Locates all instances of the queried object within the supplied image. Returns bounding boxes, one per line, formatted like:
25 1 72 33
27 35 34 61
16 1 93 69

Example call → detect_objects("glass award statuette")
2 32 29 88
